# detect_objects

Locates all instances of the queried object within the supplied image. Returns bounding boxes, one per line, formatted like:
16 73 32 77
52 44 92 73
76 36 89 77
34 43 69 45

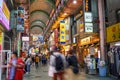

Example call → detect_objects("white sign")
84 12 92 22
22 37 29 41
85 23 93 32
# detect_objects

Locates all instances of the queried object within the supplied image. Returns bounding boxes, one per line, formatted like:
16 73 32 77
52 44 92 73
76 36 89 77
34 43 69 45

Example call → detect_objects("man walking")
49 45 66 80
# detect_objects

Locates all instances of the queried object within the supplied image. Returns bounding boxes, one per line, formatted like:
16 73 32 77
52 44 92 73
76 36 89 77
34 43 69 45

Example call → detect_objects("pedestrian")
118 64 120 79
7 51 17 80
14 57 25 80
35 55 39 69
42 54 47 65
67 50 79 74
49 45 66 80
25 55 31 74
31 56 35 66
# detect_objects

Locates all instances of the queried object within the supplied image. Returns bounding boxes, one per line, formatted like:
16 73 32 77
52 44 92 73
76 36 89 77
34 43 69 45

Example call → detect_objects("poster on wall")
17 6 24 32
60 20 66 44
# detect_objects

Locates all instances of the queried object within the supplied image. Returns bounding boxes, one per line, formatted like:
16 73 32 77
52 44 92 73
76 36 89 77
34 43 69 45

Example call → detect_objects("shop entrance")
0 50 11 80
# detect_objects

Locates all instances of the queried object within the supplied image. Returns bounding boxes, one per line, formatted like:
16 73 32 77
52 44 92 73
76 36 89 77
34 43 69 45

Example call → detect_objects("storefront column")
98 0 106 61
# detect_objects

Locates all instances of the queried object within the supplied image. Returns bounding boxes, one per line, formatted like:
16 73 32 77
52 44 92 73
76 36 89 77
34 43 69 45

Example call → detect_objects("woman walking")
14 57 25 80
25 56 31 74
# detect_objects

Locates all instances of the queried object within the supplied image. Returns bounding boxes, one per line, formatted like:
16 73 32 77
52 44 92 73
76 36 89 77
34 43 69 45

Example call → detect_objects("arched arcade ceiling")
30 0 55 34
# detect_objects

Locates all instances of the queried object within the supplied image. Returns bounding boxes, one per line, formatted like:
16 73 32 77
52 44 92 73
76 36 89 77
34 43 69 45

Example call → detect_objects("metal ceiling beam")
30 20 46 27
30 10 50 19
30 25 43 30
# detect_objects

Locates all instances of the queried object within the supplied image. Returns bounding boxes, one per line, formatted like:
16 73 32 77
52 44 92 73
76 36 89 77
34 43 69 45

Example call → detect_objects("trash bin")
99 66 106 77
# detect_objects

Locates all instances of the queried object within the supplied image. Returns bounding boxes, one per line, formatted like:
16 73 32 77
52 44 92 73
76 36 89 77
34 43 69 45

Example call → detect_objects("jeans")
27 65 31 72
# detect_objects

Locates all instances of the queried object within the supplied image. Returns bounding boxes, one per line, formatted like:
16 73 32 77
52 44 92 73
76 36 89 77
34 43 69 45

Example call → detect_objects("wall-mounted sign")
0 5 10 30
84 12 92 22
80 37 91 45
2 2 10 20
0 0 3 8
22 36 29 41
17 24 24 32
107 23 120 43
85 23 93 32
60 20 66 44
17 6 24 32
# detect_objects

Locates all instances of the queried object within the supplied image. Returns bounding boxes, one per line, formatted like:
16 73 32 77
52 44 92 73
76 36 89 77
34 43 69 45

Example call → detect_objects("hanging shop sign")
107 23 120 43
84 12 93 33
80 37 91 45
84 12 92 22
0 2 10 30
33 35 38 41
17 24 24 32
85 23 93 32
2 2 10 20
60 20 66 44
22 36 29 41
22 42 29 51
17 6 24 32
38 35 44 43
54 29 58 43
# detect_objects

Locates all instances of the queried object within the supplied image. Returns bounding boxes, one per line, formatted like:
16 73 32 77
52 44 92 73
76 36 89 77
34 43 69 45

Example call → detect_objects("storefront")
79 34 100 73
106 23 120 76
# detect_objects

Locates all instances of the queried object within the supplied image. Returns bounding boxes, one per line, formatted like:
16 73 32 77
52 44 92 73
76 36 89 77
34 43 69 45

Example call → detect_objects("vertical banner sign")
54 29 58 44
60 20 66 44
17 7 24 32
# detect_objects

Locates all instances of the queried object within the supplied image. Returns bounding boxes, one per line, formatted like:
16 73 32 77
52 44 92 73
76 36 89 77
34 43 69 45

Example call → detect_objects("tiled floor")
23 65 117 80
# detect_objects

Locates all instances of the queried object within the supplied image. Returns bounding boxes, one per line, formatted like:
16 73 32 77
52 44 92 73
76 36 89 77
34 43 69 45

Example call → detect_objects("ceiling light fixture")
64 13 67 15
73 0 77 4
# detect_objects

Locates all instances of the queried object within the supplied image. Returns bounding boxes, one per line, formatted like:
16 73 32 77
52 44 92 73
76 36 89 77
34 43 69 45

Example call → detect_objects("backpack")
72 66 79 74
53 54 64 71
68 55 79 74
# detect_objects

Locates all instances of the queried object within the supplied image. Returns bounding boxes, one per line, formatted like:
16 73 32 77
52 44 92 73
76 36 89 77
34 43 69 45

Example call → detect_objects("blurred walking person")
35 55 39 69
49 45 66 80
14 57 25 80
25 55 31 74
7 51 17 80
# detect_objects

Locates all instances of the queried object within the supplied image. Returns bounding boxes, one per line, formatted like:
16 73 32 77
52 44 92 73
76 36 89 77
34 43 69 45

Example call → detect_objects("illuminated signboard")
0 7 9 30
2 2 10 20
60 20 66 44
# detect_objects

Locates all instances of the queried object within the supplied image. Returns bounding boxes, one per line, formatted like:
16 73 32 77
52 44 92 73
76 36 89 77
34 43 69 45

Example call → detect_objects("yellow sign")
60 21 66 44
2 2 10 20
107 23 120 43
80 37 91 45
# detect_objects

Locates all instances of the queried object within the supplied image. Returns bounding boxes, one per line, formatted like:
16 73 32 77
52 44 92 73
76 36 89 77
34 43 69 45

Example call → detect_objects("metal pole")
98 0 106 61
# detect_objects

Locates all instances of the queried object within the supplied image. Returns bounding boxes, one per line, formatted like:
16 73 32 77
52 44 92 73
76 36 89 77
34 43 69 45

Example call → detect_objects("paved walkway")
24 65 117 80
